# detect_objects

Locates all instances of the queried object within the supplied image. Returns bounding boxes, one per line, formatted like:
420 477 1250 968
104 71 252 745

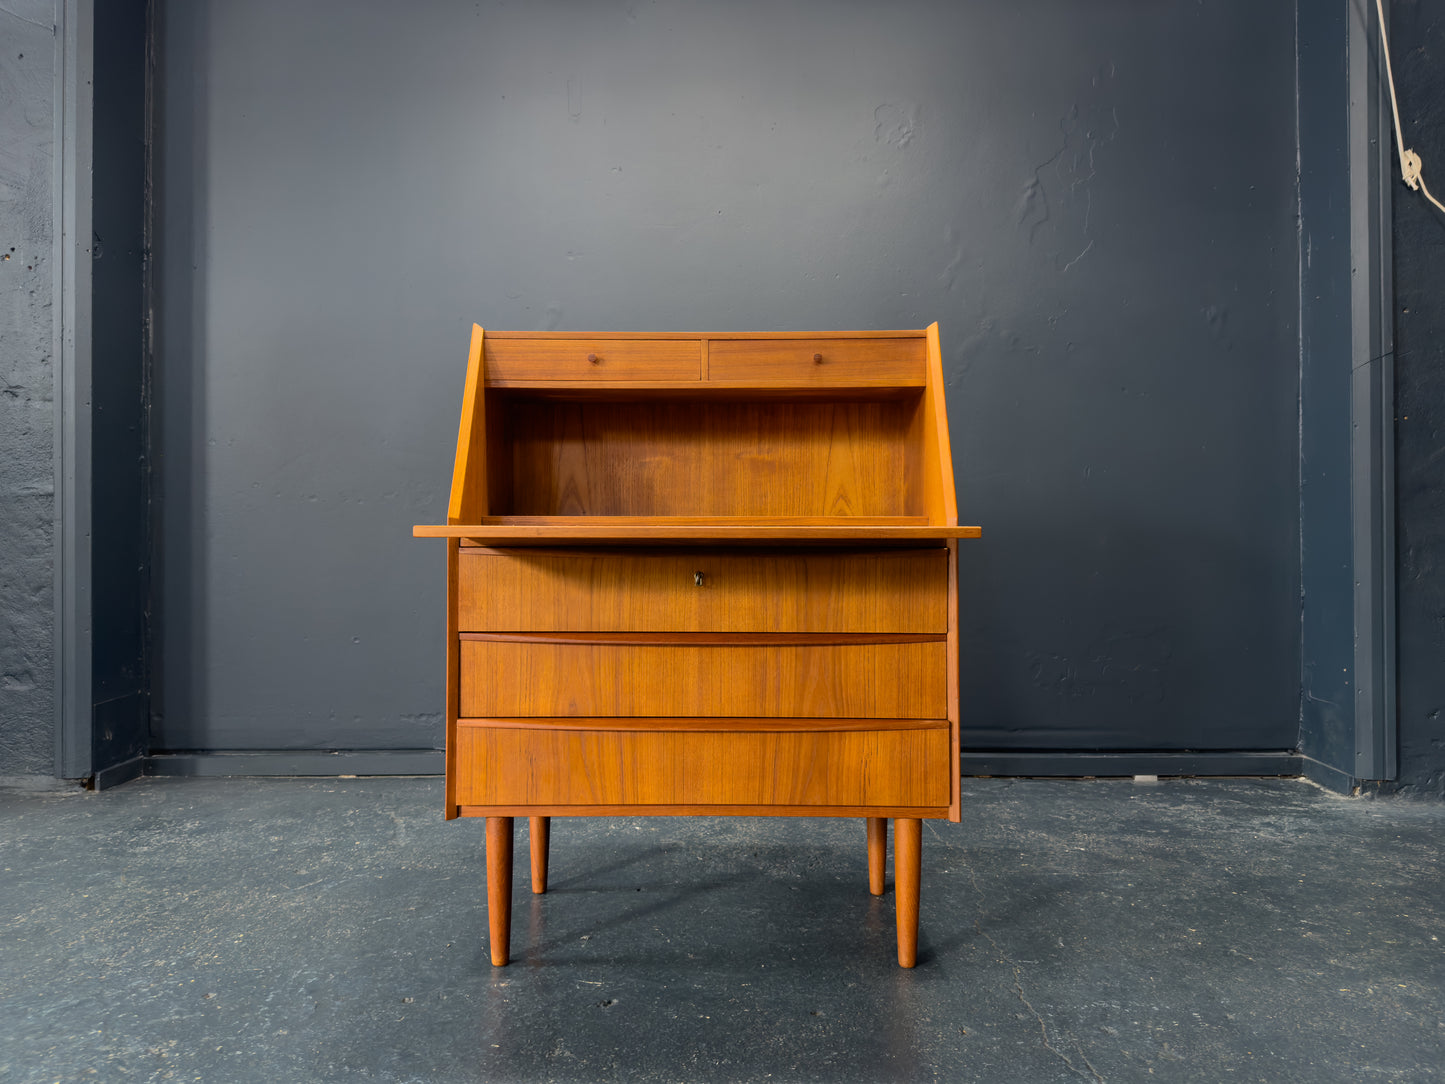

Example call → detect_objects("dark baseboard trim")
92 755 146 791
961 750 1302 778
116 749 1306 783
1299 755 1358 795
145 750 445 777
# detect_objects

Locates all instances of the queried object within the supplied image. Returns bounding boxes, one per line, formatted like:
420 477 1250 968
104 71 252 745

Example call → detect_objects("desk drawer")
459 639 946 718
484 338 701 381
454 724 950 807
458 549 947 633
708 337 925 384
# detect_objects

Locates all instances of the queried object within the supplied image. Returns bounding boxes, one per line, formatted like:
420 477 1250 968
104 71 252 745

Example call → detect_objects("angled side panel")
922 322 958 526
447 324 487 525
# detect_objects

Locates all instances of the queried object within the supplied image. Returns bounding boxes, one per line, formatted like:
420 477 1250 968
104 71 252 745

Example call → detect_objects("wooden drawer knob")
813 352 824 364
587 353 600 364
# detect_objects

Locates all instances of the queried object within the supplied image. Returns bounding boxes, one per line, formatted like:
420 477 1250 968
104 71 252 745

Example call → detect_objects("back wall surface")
153 0 1300 755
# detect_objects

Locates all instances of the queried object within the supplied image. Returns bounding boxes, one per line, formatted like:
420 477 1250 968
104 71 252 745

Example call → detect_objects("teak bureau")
413 325 980 967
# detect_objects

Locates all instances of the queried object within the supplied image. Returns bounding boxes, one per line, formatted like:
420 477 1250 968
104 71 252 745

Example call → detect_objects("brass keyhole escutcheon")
694 571 704 586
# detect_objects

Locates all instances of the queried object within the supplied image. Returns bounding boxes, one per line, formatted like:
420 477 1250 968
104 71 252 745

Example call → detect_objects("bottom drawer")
454 724 950 808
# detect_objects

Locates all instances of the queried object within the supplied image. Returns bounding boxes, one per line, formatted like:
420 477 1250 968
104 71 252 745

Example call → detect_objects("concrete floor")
2 776 1443 1083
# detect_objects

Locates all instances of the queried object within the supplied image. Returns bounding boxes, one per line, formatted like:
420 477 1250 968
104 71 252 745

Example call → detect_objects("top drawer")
484 338 701 381
458 548 948 633
708 338 925 385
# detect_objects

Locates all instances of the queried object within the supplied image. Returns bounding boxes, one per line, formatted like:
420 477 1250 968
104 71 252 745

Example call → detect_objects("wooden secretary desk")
413 324 979 968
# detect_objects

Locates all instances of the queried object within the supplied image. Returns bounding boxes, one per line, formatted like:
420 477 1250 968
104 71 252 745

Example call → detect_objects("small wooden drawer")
454 724 951 807
707 338 926 385
458 549 947 633
484 338 701 381
459 639 946 718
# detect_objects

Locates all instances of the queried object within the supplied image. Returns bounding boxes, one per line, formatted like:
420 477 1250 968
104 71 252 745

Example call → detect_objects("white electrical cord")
1377 0 1445 215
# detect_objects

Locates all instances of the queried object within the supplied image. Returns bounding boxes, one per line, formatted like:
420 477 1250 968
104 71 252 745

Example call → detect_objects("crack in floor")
966 864 1105 1082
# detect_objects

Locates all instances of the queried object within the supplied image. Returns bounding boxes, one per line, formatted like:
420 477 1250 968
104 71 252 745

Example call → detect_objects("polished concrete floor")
2 775 1443 1083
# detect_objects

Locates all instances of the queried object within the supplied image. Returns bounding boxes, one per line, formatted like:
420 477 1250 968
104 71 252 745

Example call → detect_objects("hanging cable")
1376 0 1445 215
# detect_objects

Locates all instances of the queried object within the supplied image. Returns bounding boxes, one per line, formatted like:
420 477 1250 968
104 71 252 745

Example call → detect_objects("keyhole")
694 571 704 586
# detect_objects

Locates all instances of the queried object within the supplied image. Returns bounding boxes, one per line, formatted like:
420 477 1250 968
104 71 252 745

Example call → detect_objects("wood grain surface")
894 818 922 967
459 640 946 718
529 816 549 895
456 716 947 732
460 632 944 645
458 548 948 632
456 803 949 818
454 727 950 807
867 817 887 896
485 817 513 966
416 524 981 542
484 338 701 381
501 399 917 517
446 325 487 525
707 337 925 385
921 322 958 526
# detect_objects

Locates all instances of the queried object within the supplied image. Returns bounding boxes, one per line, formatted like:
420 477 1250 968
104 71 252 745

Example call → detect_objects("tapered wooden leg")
894 817 921 968
529 816 550 894
867 817 887 896
486 817 514 967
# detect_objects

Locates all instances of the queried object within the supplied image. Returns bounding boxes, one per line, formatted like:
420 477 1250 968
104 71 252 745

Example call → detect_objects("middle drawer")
458 548 947 633
459 639 947 718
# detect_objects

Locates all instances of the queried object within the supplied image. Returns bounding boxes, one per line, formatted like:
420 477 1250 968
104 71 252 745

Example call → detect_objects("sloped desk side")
414 325 979 968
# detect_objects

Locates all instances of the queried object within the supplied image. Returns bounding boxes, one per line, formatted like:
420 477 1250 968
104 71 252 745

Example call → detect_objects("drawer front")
708 337 925 384
484 338 701 381
460 640 946 718
458 549 947 633
455 725 950 807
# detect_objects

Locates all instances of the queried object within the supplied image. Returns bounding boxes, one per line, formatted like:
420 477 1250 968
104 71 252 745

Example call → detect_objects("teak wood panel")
444 539 460 818
500 399 918 517
459 716 946 732
459 640 946 718
447 326 488 525
484 338 701 382
454 726 950 807
707 338 926 385
920 322 958 525
457 549 947 632
458 804 946 818
946 539 961 822
420 524 981 542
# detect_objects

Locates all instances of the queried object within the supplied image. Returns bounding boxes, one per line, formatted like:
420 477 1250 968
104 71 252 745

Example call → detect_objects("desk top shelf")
416 515 980 545
413 325 978 546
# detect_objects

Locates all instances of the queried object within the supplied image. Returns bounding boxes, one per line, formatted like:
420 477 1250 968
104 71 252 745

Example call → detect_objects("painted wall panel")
1383 0 1445 799
152 0 1300 754
91 0 150 772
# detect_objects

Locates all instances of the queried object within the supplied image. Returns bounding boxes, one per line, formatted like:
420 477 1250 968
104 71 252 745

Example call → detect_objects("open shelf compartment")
413 326 975 546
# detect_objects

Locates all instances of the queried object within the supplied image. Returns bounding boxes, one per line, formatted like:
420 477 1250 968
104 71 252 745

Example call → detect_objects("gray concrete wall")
152 0 1301 756
0 1 57 776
